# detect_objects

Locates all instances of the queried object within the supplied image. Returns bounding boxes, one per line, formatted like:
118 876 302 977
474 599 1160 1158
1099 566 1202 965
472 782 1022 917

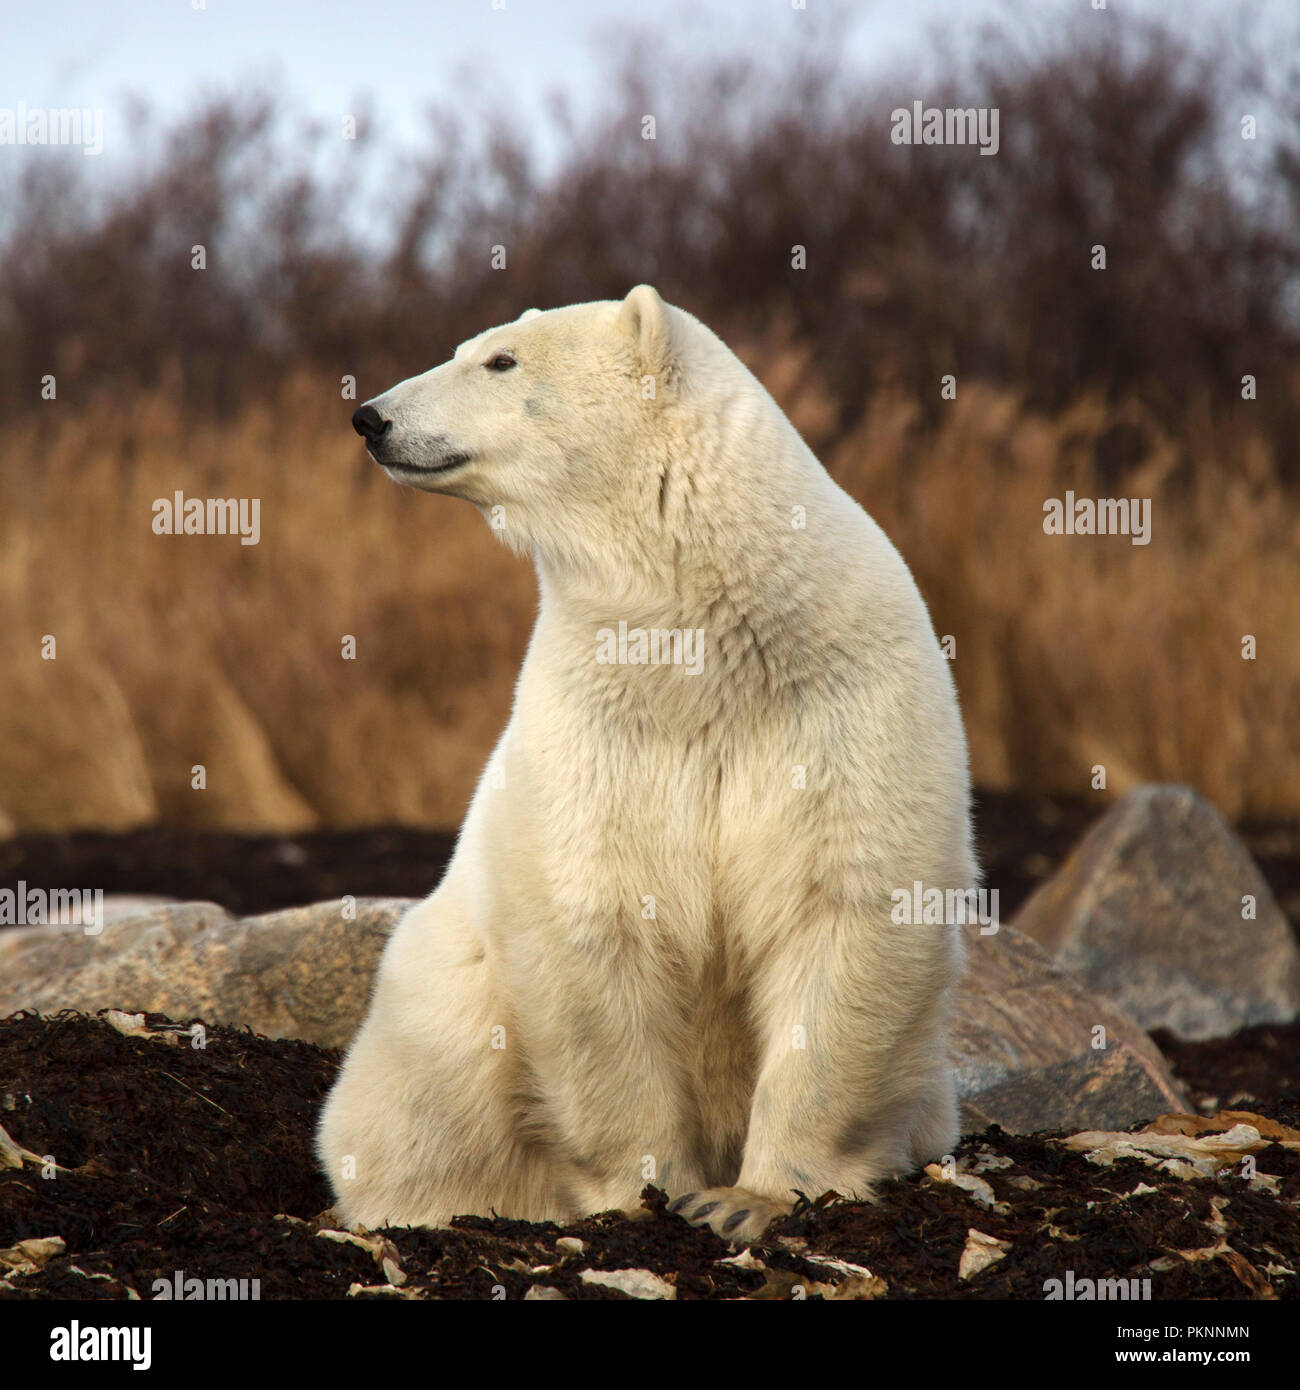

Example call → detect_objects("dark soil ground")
1152 1021 1300 1114
1 1011 1296 1301
2 790 1298 924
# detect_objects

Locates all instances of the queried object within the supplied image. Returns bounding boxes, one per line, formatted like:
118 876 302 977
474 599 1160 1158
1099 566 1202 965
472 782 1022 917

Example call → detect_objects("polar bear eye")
485 353 517 372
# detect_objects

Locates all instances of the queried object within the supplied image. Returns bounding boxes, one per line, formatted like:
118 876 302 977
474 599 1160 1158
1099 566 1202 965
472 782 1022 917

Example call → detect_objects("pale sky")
5 0 1280 177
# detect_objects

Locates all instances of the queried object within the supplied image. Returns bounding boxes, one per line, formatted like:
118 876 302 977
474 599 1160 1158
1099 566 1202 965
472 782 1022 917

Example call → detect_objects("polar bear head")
351 285 786 571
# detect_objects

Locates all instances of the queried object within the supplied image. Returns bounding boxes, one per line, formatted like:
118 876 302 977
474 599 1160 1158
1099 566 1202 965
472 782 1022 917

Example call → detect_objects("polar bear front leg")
672 901 961 1244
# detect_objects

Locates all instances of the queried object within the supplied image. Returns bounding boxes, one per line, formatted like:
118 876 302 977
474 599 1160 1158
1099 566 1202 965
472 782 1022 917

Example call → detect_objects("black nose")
352 404 391 440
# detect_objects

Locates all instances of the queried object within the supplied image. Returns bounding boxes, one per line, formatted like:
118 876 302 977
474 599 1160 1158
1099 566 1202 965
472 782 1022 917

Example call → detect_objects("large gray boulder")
952 922 1188 1134
1012 784 1300 1041
0 898 415 1049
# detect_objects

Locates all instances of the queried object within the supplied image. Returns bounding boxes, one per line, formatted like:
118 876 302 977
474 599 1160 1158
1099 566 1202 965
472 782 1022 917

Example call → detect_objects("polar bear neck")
530 383 924 701
534 382 815 607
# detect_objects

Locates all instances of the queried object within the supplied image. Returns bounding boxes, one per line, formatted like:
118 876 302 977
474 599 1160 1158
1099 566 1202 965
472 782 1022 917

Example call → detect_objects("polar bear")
319 286 976 1244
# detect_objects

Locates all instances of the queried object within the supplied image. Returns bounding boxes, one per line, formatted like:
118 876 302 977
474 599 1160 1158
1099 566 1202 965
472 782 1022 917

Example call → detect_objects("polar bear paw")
667 1186 791 1245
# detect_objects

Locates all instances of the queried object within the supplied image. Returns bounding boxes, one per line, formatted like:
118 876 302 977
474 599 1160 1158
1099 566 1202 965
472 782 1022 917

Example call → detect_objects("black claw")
690 1201 721 1221
721 1209 751 1234
668 1192 698 1215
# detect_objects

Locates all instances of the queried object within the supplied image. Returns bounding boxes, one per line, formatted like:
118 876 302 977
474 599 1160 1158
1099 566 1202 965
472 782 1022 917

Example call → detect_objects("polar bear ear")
517 308 542 322
619 284 675 374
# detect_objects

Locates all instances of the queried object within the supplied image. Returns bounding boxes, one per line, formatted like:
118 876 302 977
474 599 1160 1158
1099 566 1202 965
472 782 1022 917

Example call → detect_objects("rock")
101 895 182 925
952 922 1189 1134
0 901 233 1019
1012 784 1300 1041
0 899 415 1048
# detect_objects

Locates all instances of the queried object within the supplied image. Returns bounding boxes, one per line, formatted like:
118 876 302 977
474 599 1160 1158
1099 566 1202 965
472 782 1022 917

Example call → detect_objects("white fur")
318 286 976 1240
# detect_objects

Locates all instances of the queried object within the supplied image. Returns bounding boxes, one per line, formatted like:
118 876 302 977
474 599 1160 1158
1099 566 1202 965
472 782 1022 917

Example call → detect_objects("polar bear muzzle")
352 403 472 479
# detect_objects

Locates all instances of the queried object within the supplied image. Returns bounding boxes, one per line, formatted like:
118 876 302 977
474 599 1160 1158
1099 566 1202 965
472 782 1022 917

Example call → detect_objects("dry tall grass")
3 14 1296 832
1 353 1295 832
